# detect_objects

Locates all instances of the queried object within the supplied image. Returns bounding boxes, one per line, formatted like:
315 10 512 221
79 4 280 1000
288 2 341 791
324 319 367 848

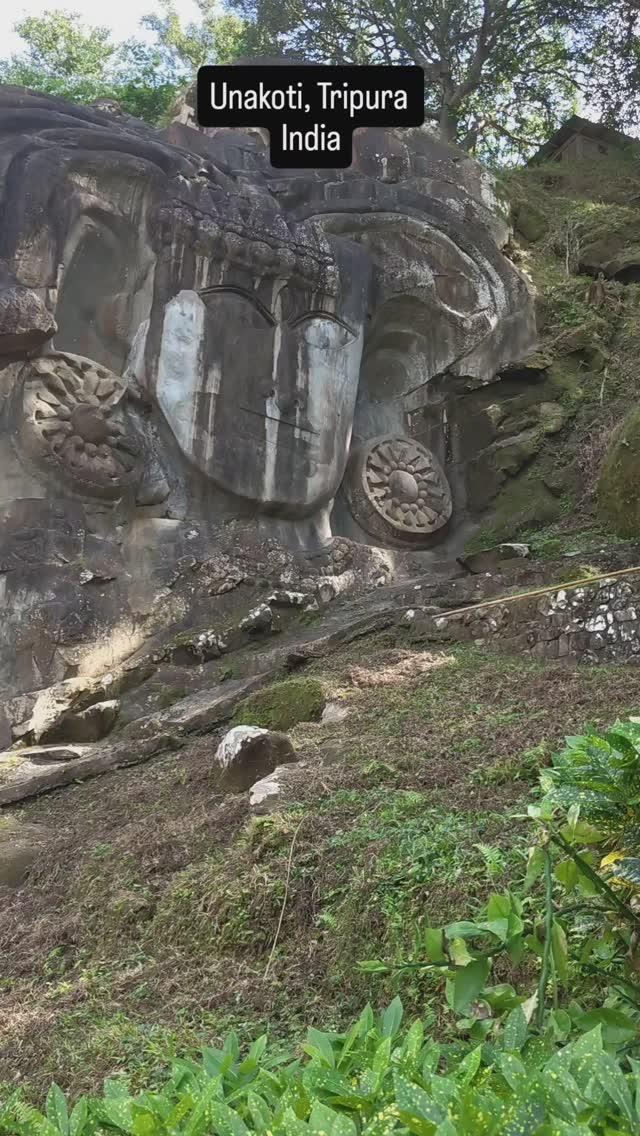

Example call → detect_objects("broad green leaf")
104 1081 130 1100
448 939 473 967
594 1051 637 1128
455 1045 482 1087
554 859 579 892
246 1092 272 1134
381 996 404 1039
304 1028 335 1068
308 1103 357 1136
559 820 604 845
446 958 491 1015
95 1098 134 1134
46 1086 69 1136
424 928 447 964
400 1019 424 1068
394 1072 446 1127
239 1035 268 1073
523 846 545 892
497 1052 527 1091
551 922 569 983
444 922 484 940
358 961 390 975
502 1006 528 1053
281 1106 310 1136
361 1107 399 1136
575 1008 639 1046
372 1037 392 1078
207 1099 250 1136
69 1100 88 1136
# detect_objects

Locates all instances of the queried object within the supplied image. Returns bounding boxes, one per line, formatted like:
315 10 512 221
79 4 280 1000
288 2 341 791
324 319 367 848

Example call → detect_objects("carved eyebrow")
199 285 275 326
289 310 356 336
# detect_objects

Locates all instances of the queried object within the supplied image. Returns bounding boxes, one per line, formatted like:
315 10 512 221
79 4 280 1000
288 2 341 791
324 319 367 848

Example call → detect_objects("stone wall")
412 575 640 663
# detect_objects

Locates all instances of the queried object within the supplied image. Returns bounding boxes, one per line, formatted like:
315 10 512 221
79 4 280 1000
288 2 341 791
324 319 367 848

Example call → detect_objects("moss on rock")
514 202 548 243
231 678 325 732
597 409 640 537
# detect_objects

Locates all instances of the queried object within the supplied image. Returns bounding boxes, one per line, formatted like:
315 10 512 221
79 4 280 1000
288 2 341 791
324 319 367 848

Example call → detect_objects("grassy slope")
3 155 640 1105
2 634 640 1100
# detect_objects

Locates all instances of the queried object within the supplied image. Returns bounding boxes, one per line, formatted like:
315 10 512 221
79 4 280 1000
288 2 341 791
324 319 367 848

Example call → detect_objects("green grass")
4 639 640 1100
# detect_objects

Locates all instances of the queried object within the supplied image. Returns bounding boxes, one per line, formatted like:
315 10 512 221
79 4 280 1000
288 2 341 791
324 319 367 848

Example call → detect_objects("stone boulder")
249 764 301 814
22 677 120 744
458 542 531 574
214 726 298 792
597 408 640 537
51 700 120 743
0 820 51 887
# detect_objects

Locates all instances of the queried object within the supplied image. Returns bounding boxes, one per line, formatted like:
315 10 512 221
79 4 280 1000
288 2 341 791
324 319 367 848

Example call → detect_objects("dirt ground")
1 635 639 1099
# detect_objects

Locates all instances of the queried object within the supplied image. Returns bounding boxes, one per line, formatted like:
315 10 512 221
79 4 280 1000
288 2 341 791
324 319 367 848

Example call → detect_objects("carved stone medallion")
16 353 142 499
344 435 452 544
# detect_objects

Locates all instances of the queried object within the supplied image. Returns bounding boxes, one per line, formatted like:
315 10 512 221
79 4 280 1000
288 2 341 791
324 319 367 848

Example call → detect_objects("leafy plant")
4 1001 640 1136
360 719 640 1050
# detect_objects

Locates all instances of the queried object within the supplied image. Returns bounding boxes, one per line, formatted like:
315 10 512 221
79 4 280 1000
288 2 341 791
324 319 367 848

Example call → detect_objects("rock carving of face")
151 240 369 516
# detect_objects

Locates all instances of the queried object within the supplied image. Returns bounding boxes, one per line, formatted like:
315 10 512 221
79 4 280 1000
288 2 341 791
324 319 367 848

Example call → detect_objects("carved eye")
199 286 275 327
290 311 356 348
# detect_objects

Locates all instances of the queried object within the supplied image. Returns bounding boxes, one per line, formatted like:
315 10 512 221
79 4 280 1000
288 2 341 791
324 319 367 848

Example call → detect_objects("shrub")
231 678 325 732
3 999 640 1136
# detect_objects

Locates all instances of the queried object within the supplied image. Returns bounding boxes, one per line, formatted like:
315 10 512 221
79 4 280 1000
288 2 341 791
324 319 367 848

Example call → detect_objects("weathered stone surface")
0 82 536 701
597 408 640 538
0 734 179 805
47 699 120 743
249 763 300 814
124 673 279 740
0 285 56 354
238 604 277 635
0 744 90 763
459 543 530 574
22 677 118 743
214 726 298 792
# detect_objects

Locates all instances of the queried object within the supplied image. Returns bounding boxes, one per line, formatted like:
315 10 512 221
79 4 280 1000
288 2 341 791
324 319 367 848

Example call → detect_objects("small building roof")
528 114 638 164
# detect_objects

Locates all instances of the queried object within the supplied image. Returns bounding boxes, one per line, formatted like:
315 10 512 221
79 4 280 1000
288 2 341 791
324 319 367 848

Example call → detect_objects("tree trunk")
438 102 458 143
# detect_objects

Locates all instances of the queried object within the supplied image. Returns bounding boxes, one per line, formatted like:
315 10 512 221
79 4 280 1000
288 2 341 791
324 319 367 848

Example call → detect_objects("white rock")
214 726 298 792
214 726 267 773
321 701 349 724
249 768 285 814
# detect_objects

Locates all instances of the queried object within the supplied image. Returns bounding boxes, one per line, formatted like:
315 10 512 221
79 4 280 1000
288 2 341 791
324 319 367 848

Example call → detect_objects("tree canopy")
0 2 248 126
0 0 638 160
231 0 639 160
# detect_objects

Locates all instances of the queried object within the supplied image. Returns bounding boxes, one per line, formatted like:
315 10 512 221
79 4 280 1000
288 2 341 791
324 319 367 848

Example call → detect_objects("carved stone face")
146 237 370 516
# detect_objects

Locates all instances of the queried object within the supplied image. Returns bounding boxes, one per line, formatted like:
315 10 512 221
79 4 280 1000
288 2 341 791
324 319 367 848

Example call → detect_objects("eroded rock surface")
214 726 298 792
0 81 536 702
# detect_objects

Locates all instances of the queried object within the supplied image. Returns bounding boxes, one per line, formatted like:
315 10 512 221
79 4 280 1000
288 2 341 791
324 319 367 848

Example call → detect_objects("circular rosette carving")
17 353 142 498
345 435 452 545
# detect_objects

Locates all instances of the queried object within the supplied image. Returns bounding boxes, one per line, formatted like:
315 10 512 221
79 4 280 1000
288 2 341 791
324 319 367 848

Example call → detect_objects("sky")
0 0 202 57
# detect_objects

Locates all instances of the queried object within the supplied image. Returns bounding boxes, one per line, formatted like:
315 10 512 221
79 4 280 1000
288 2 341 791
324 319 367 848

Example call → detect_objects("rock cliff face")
0 83 536 699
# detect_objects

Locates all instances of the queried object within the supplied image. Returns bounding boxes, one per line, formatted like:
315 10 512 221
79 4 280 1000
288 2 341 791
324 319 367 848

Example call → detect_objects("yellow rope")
432 563 640 622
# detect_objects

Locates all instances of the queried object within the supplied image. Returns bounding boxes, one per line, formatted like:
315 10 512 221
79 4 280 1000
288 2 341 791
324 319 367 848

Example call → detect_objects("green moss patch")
597 408 640 537
231 678 326 732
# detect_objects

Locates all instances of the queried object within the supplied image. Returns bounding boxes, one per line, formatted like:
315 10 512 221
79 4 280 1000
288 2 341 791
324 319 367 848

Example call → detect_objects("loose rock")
214 726 298 792
0 821 51 887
